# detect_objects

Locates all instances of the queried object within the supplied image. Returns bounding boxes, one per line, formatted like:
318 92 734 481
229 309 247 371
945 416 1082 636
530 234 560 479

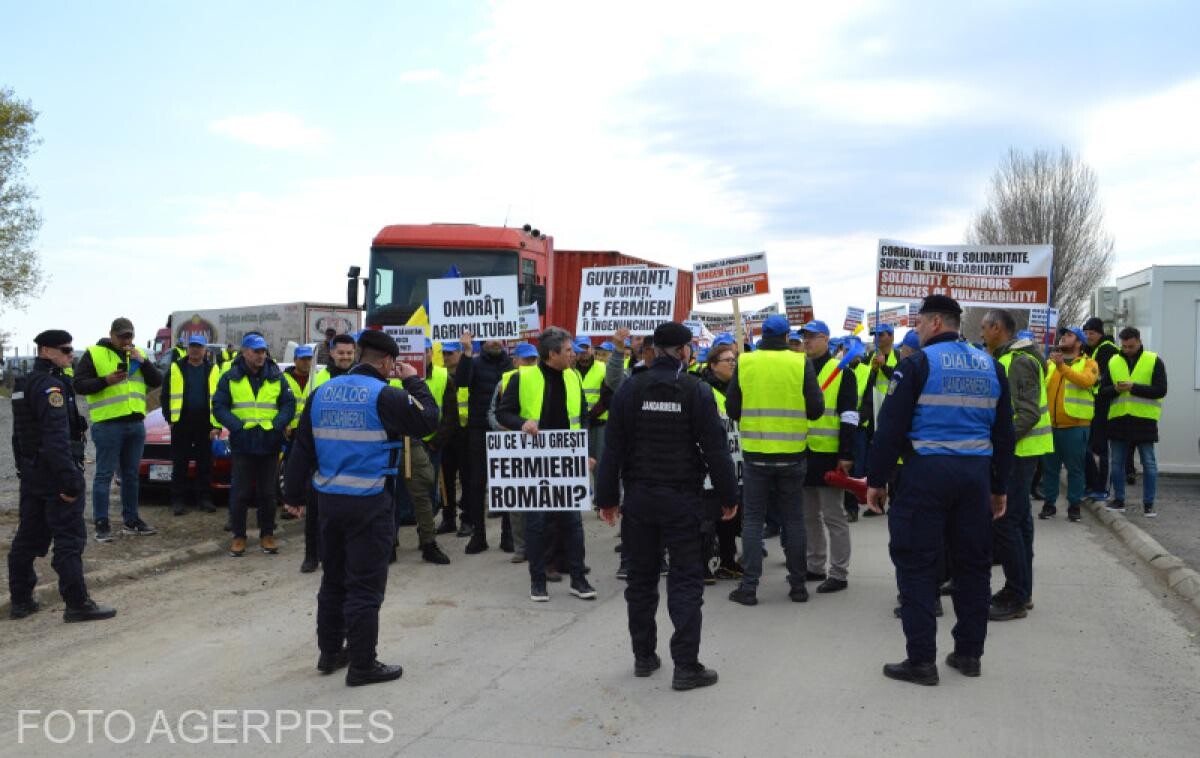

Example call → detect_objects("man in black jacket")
1082 317 1120 499
1099 327 1168 517
455 330 513 553
596 322 736 691
9 330 117 622
162 334 220 515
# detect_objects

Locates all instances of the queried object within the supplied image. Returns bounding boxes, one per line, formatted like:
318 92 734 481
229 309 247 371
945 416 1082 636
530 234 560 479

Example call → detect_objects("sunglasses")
116 332 134 339
54 346 75 356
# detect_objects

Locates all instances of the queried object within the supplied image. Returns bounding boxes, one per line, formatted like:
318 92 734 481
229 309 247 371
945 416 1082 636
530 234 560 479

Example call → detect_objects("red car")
137 408 234 492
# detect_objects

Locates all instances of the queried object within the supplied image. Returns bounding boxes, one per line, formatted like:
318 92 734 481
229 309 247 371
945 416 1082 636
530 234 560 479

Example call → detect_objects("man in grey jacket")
981 309 1047 620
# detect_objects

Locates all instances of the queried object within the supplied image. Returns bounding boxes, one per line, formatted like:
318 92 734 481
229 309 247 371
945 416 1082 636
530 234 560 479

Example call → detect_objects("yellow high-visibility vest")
998 351 1054 457
738 350 808 454
517 365 583 429
1107 351 1162 422
83 345 147 422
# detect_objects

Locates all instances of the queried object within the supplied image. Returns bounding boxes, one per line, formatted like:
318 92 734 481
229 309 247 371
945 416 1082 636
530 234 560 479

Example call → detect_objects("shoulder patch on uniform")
887 370 902 396
48 391 65 408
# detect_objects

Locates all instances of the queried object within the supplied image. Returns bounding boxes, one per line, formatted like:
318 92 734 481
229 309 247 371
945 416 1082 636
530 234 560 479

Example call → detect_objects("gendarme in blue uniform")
310 375 397 496
869 331 1015 670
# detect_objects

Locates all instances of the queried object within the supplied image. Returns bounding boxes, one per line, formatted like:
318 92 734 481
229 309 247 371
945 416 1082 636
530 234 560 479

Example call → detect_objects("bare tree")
964 146 1114 336
1 87 45 314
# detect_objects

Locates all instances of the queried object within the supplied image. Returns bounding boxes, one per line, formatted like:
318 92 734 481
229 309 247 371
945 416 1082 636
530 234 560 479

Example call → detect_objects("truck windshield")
367 247 517 324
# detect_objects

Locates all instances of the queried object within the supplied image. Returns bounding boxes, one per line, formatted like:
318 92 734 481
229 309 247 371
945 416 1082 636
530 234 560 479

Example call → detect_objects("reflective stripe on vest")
1047 357 1095 421
310 374 398 496
83 345 147 422
456 386 470 427
998 351 1054 457
737 350 808 454
580 362 608 422
283 370 308 430
909 341 1000 457
168 361 218 424
228 372 283 430
518 365 583 429
808 359 842 453
1107 350 1162 422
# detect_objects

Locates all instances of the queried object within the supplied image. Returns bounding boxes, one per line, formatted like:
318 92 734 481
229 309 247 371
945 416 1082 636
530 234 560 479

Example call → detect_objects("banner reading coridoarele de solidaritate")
876 240 1052 308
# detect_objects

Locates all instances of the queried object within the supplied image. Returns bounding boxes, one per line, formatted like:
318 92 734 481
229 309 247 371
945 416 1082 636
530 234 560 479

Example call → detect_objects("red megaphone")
824 469 869 505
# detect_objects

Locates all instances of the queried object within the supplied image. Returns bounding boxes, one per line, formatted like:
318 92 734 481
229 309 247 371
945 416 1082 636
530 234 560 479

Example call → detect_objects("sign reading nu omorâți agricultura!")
876 240 1052 308
486 431 592 511
576 266 677 336
428 275 520 341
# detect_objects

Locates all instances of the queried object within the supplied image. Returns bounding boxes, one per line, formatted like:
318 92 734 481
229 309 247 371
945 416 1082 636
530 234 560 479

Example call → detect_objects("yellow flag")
405 305 443 368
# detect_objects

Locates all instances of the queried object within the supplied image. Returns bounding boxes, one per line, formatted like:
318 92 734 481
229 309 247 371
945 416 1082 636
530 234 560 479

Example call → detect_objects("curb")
0 519 299 618
1084 499 1200 614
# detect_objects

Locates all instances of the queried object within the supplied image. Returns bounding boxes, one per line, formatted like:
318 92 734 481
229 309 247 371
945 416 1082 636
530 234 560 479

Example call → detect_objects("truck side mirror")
347 277 360 310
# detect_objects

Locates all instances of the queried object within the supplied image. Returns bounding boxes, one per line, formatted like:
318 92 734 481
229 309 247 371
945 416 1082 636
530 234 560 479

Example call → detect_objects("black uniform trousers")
229 453 277 539
170 415 213 503
622 482 705 666
317 491 394 667
8 485 89 607
889 455 993 664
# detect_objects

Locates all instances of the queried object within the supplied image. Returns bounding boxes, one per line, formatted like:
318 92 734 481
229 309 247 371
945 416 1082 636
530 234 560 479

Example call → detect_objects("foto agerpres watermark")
15 709 396 745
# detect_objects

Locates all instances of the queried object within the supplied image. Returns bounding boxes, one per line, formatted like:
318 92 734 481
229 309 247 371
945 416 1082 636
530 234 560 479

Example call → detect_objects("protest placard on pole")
383 325 427 378
866 306 908 330
486 430 592 511
844 307 865 332
742 303 780 337
704 417 743 490
783 287 814 325
575 266 677 336
428 275 520 341
694 252 770 305
519 303 540 336
875 239 1052 308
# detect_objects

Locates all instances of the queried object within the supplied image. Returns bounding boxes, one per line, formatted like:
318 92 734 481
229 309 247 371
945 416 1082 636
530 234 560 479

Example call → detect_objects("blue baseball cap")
624 337 632 347
573 337 591 351
871 323 895 335
1061 326 1086 344
294 345 314 359
900 330 920 351
599 341 614 351
424 337 433 350
761 314 790 337
712 332 735 347
187 334 207 346
801 320 830 336
829 336 845 350
513 343 538 359
697 347 710 361
441 341 461 353
241 334 268 350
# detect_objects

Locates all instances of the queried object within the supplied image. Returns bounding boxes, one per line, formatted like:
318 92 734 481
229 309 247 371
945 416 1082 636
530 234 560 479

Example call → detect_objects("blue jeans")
995 455 1036 603
1109 440 1157 505
1043 426 1089 508
91 419 146 525
739 460 807 592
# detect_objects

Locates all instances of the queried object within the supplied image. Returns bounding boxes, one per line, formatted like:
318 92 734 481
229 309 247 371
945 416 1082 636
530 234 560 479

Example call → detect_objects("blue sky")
3 0 1199 351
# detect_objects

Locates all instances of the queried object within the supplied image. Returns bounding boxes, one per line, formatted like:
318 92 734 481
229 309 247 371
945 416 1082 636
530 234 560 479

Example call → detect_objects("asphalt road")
2 506 1198 757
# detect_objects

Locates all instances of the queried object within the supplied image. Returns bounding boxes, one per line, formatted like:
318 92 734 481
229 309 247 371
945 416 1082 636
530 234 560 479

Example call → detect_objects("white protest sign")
576 266 677 336
485 431 592 511
694 252 770 304
867 306 909 330
783 287 814 325
519 303 540 335
683 320 704 338
876 239 1052 308
844 307 865 331
382 325 426 378
429 275 520 341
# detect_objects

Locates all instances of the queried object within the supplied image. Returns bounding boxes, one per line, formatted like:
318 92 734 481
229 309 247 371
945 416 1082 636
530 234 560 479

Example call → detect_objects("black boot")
346 660 404 687
946 652 981 677
316 649 349 674
421 542 451 565
9 599 41 620
63 598 117 623
300 555 318 573
672 663 719 691
882 659 938 686
465 533 488 554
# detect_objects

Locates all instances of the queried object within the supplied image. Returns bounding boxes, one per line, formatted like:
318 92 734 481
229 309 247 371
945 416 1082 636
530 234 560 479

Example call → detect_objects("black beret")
1082 317 1104 333
357 329 399 357
918 294 963 316
34 329 73 347
652 322 692 348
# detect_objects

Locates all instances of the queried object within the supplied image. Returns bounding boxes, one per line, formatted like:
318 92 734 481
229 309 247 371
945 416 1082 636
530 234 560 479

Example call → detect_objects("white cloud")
1081 78 1200 274
398 68 446 84
209 112 328 150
